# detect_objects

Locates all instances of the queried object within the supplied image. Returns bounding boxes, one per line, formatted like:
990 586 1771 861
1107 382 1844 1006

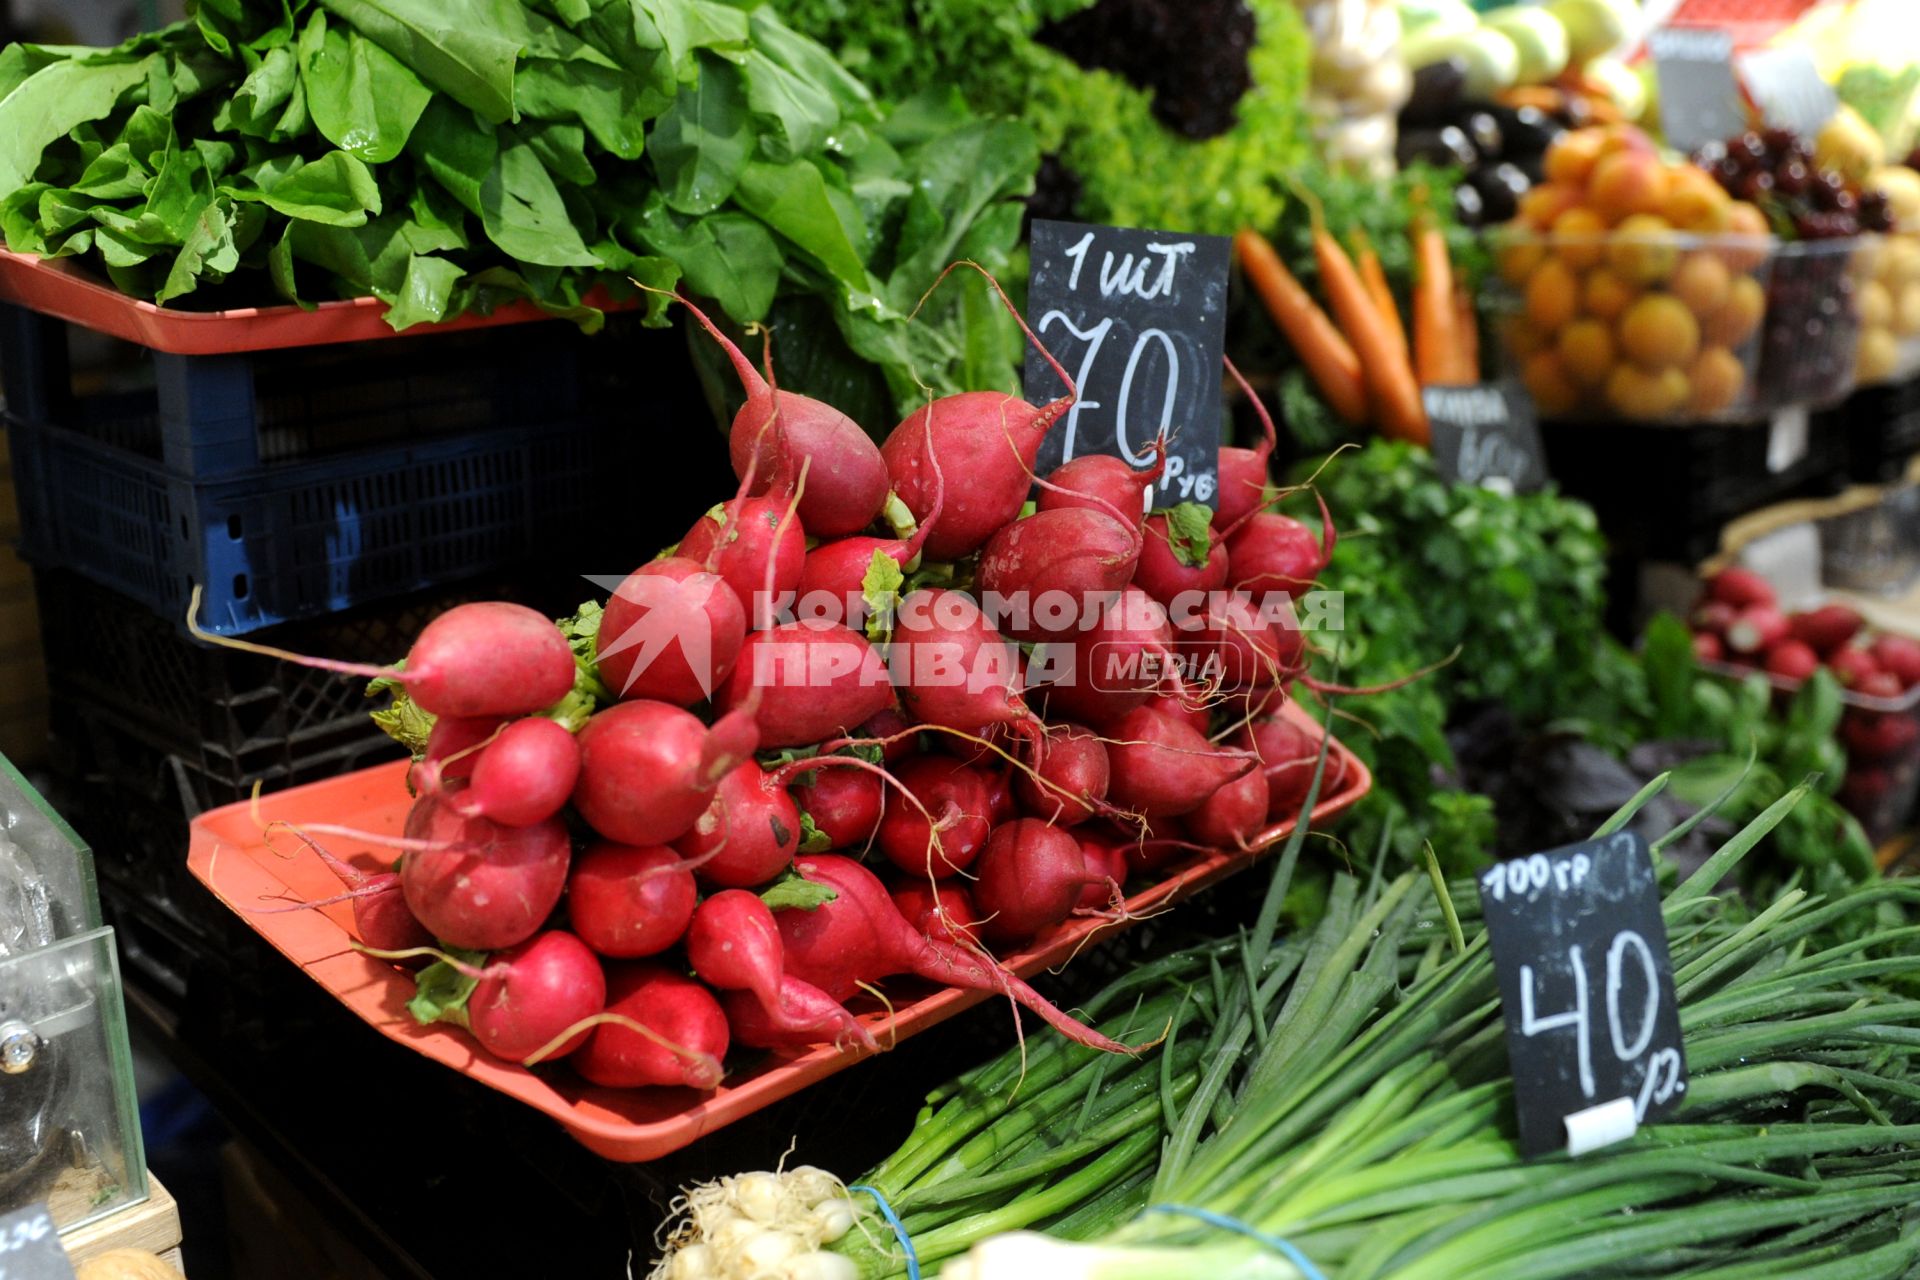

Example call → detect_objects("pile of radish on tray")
208 272 1358 1096
1689 566 1920 811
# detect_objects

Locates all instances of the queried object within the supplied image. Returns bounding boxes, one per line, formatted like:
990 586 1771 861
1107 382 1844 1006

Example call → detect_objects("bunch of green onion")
654 755 1920 1280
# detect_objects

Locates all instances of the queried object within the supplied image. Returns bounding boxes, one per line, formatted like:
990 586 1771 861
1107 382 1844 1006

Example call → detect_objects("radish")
1147 690 1212 736
1830 645 1882 689
412 715 505 790
687 890 873 1051
983 767 1016 824
1036 446 1165 527
1217 355 1278 532
1706 566 1776 609
890 589 1043 742
1037 588 1182 727
1870 634 1920 689
572 700 759 846
716 620 895 749
1788 603 1864 658
399 797 570 950
190 597 575 719
978 507 1139 639
597 557 747 705
574 964 728 1090
773 855 1137 1053
1225 505 1332 597
1106 706 1258 820
721 980 879 1053
1073 836 1128 911
858 708 919 763
675 763 801 888
973 819 1093 943
258 828 431 952
875 755 993 878
890 881 981 946
568 842 697 958
1181 591 1306 690
467 931 607 1062
1690 600 1738 636
1726 606 1790 656
448 717 579 828
1764 639 1820 684
677 495 806 631
795 433 946 612
1692 631 1725 663
685 890 786 1007
793 767 883 850
1135 506 1229 610
1240 715 1343 822
1184 763 1271 850
676 292 889 539
1013 724 1109 826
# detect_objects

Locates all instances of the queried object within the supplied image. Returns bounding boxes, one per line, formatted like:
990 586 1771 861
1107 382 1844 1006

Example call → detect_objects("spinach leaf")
733 157 869 294
0 56 152 193
406 97 495 217
316 0 518 123
633 194 780 323
477 133 599 267
233 149 382 227
649 51 750 216
298 10 433 164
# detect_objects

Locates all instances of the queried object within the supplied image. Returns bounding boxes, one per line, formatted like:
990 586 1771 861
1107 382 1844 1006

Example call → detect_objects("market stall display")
1 0 1918 1274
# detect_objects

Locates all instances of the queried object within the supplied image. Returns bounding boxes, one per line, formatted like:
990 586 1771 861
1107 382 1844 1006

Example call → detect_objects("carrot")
1233 227 1368 425
1453 284 1480 383
1352 229 1409 364
1411 205 1459 388
1495 85 1565 114
1298 191 1427 444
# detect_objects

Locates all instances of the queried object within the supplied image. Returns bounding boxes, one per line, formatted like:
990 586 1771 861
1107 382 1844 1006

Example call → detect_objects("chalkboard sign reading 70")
1026 220 1232 512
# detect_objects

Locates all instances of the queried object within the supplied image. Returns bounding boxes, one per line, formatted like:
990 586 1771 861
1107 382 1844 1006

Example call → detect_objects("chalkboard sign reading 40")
1026 220 1232 513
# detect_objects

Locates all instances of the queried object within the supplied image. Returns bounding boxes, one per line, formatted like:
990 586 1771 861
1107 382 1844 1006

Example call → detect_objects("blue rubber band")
1147 1203 1327 1280
850 1184 921 1280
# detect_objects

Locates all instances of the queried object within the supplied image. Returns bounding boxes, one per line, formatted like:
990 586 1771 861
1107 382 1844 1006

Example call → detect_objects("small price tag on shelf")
1739 45 1839 139
0 1205 73 1280
1423 385 1548 495
1026 219 1232 512
1477 832 1688 1159
1651 27 1743 155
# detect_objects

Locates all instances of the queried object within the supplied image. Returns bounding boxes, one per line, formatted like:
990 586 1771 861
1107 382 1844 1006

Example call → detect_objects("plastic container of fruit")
1757 237 1874 409
1487 228 1777 424
1696 650 1920 842
1852 233 1920 388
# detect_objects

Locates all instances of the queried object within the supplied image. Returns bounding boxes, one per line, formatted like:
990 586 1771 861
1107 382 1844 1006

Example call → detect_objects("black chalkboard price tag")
1026 219 1232 512
0 1204 73 1280
1424 384 1548 494
1477 831 1688 1159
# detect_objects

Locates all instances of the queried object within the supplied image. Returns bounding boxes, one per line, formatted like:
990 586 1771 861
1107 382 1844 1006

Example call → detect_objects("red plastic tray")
0 250 631 355
186 703 1370 1162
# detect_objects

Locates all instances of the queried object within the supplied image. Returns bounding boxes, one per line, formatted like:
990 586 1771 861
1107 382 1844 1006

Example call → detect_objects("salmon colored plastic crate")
185 703 1371 1162
0 250 631 355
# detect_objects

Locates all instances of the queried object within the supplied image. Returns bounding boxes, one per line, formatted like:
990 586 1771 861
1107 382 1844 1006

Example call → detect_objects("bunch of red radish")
247 270 1353 1098
1690 566 1920 810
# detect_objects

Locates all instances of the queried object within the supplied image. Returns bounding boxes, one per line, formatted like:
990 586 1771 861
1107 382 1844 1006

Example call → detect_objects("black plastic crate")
0 302 641 634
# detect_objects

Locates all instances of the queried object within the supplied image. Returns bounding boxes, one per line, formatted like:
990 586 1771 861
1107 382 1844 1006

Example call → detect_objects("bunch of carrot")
1236 192 1477 447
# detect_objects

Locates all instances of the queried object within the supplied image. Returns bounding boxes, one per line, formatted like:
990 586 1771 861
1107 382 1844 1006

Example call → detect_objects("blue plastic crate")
0 302 619 634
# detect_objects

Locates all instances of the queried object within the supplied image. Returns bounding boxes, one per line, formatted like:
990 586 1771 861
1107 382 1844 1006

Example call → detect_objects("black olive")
1464 110 1505 160
1397 124 1480 171
1469 164 1528 223
1453 181 1487 228
1496 105 1562 160
1403 58 1470 126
